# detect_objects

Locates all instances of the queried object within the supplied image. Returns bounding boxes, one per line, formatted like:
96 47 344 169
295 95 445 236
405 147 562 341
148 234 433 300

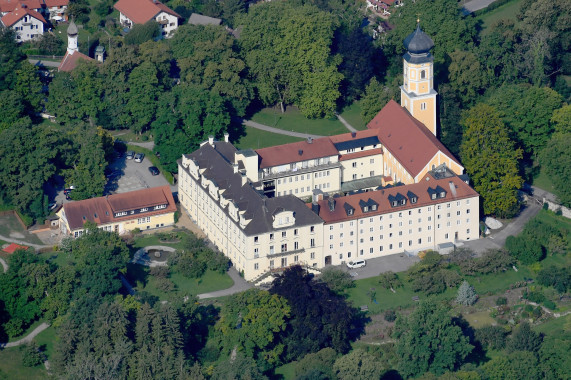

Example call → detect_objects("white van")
346 259 366 269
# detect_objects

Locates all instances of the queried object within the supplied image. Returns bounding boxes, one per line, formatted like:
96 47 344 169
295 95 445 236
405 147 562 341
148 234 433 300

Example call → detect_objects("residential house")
57 186 177 238
114 0 181 38
1 5 45 41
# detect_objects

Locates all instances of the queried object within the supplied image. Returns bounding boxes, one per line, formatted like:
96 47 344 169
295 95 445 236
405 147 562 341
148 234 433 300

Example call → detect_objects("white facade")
119 10 178 37
10 14 44 41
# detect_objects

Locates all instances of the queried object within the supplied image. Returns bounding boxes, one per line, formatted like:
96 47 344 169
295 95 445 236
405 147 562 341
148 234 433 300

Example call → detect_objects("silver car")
134 153 145 163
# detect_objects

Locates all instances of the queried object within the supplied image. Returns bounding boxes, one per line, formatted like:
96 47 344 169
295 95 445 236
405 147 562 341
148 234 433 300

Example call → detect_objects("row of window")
277 170 332 185
277 182 331 196
254 251 318 270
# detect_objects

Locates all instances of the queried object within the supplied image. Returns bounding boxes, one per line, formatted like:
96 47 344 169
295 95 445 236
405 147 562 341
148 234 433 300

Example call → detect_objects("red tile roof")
44 0 68 6
313 174 478 224
0 0 42 13
61 186 176 231
58 50 93 72
367 100 461 177
256 137 339 169
1 6 45 27
2 243 29 254
114 0 180 25
339 148 383 162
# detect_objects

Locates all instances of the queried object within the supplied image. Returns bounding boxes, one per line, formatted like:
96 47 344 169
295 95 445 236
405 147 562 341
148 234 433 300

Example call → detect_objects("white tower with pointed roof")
66 20 78 55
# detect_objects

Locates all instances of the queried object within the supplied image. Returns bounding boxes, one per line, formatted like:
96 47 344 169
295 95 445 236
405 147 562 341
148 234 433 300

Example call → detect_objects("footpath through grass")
250 107 347 136
234 126 304 150
339 101 367 130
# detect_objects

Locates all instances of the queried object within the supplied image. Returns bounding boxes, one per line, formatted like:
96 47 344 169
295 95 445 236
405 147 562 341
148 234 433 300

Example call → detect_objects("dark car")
148 166 159 176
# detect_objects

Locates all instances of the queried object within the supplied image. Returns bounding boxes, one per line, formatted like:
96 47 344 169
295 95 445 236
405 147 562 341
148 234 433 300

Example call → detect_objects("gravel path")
197 266 253 299
336 113 358 133
0 323 50 348
0 235 50 250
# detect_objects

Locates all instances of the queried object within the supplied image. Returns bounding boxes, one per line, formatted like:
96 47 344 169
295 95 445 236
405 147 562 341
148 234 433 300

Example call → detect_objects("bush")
155 277 175 292
20 341 43 367
150 266 169 279
537 265 571 293
124 20 160 45
496 297 508 306
506 235 544 264
174 210 180 223
319 267 355 294
543 300 556 310
384 310 397 322
523 289 546 303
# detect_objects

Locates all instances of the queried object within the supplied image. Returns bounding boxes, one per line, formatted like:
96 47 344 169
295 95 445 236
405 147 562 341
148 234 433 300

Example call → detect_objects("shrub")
523 289 546 303
537 265 571 293
507 322 543 353
496 297 508 306
319 267 355 294
20 341 43 367
378 271 402 290
155 277 175 292
174 210 180 223
543 300 556 310
150 266 169 279
384 309 397 322
506 235 544 264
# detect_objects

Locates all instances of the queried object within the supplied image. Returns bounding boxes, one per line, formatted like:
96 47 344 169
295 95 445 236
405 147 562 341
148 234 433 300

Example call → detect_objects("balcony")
267 247 305 258
259 161 341 181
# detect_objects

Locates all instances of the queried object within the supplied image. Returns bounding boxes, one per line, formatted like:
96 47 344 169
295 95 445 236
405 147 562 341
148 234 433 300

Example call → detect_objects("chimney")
233 164 238 174
312 189 323 204
208 135 214 146
351 131 356 138
224 132 229 142
240 172 247 186
307 137 313 144
298 149 303 156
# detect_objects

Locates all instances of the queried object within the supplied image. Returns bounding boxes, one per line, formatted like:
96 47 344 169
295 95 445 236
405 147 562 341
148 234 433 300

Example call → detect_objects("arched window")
421 70 426 79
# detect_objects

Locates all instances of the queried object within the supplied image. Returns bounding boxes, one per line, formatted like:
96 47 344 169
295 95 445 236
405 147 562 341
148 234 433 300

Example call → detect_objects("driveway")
340 252 421 280
108 155 170 194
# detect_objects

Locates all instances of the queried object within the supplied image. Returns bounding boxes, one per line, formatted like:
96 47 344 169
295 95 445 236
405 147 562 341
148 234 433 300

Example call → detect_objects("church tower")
66 20 78 55
400 22 438 136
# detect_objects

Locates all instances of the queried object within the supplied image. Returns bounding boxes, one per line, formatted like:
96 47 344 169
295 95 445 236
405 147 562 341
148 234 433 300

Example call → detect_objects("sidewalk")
197 266 253 299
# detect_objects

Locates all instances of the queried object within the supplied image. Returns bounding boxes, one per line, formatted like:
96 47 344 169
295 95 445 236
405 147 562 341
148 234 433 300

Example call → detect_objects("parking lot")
106 153 170 194
341 252 421 280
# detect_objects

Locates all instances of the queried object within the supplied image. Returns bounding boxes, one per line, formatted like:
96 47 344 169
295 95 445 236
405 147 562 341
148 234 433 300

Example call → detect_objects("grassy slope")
250 107 347 136
0 348 48 379
339 101 367 131
234 126 304 150
477 0 525 34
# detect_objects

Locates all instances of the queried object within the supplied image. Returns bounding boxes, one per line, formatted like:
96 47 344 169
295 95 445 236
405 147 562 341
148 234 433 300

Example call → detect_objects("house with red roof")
43 0 68 22
114 0 181 38
1 4 46 41
57 186 176 237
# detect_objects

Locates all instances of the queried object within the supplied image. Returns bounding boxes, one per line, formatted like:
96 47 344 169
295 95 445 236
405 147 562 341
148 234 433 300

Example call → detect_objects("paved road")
531 185 558 203
336 113 358 133
28 59 61 68
462 0 498 14
0 323 50 348
242 119 324 139
197 266 253 299
462 202 541 255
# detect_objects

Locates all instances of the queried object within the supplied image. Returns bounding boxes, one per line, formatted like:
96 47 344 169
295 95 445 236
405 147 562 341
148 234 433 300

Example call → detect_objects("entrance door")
325 255 332 265
454 232 458 241
281 257 287 268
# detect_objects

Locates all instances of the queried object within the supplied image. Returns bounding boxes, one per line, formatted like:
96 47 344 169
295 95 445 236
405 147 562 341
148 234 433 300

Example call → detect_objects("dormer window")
363 206 368 212
400 199 406 206
411 197 417 204
440 192 445 198
392 201 398 207
371 204 377 211
431 194 436 200
140 207 148 212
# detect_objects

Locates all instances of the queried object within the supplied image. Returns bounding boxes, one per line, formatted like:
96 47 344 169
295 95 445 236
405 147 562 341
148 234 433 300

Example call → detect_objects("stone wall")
544 198 571 219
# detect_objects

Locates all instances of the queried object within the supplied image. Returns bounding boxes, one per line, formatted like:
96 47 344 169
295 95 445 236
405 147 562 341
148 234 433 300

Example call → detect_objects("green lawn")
0 214 43 245
345 276 457 314
532 166 558 196
131 233 187 251
339 101 367 130
234 126 304 150
250 107 348 136
34 326 56 361
468 267 531 296
534 314 570 337
0 347 48 379
7 320 45 343
274 360 297 380
463 310 496 329
127 264 234 300
38 251 74 267
477 0 525 34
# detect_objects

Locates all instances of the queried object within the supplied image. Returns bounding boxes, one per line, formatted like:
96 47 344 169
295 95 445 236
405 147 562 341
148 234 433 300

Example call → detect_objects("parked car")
148 166 159 176
134 153 145 163
126 151 135 160
49 202 58 211
346 260 366 269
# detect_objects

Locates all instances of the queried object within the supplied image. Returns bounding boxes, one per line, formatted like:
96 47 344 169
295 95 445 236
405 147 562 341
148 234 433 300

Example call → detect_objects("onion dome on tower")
403 22 434 64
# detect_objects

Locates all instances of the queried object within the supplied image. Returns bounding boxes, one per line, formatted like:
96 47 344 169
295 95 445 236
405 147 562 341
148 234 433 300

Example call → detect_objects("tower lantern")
400 22 438 136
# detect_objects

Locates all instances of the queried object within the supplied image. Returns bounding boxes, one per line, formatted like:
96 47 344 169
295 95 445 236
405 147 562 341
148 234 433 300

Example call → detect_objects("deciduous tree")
393 301 473 377
460 104 523 217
